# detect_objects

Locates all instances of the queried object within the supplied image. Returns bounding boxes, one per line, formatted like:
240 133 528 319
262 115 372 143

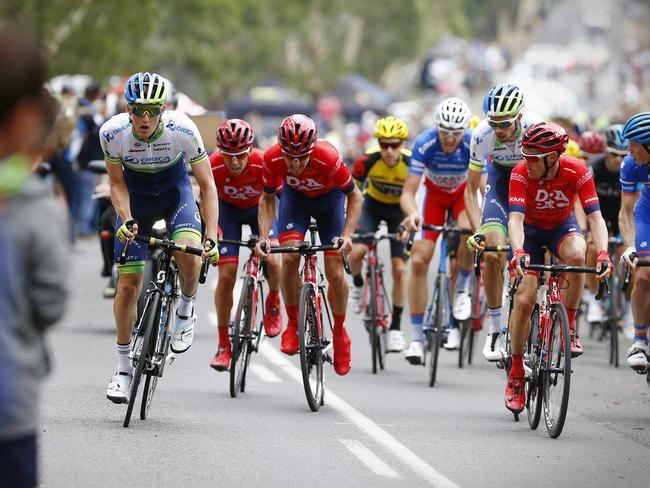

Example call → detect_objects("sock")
511 353 524 377
454 268 472 294
390 305 403 331
488 306 503 335
566 307 577 331
634 324 649 344
353 273 364 288
285 304 299 329
268 289 279 300
333 312 346 333
218 326 229 348
116 342 131 374
177 291 195 318
411 314 424 342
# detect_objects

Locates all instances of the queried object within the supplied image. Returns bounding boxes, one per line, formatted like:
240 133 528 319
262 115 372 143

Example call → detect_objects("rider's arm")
619 192 638 250
464 168 483 232
192 157 219 240
341 185 363 239
508 211 525 251
400 173 422 230
586 210 610 254
105 161 133 223
258 192 276 239
573 200 588 232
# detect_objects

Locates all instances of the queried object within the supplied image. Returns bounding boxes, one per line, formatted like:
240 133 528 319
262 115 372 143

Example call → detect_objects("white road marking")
260 342 459 488
250 363 282 383
338 439 399 478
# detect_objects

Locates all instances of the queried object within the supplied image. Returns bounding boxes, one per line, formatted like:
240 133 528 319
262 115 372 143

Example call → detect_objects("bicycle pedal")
496 359 505 370
166 352 176 365
323 342 333 356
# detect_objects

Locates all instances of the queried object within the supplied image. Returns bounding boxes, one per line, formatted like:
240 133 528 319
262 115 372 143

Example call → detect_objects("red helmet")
578 131 606 156
278 114 317 156
216 119 254 154
521 122 569 154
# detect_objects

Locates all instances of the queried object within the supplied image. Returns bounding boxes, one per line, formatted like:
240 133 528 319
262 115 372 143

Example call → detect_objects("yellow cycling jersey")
351 145 411 205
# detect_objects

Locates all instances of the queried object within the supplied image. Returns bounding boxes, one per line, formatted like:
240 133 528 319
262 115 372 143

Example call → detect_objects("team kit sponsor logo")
534 189 570 209
223 185 261 200
285 176 325 192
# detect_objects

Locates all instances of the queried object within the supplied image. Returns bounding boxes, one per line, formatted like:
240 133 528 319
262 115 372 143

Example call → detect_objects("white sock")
177 292 195 318
488 306 503 335
116 342 131 374
454 269 472 294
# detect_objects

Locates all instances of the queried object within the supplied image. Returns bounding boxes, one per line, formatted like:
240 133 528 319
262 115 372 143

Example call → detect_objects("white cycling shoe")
387 330 405 352
627 341 649 372
171 309 196 354
453 292 472 321
106 372 132 404
404 340 424 365
350 286 363 315
482 333 505 362
444 328 461 350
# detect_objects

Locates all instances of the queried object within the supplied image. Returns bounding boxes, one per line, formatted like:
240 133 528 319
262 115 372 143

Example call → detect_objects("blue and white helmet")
124 72 169 105
482 83 524 118
622 112 650 144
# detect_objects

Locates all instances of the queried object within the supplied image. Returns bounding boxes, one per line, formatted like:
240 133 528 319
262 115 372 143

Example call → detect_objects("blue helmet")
482 83 524 117
124 72 168 105
622 112 650 144
603 124 628 153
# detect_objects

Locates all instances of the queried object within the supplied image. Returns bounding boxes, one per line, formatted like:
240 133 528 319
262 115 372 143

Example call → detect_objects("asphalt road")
39 238 650 488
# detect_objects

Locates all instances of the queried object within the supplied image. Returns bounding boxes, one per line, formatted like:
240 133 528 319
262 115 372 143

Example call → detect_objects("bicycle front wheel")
428 274 446 387
526 310 543 430
230 279 253 398
369 266 379 374
299 284 323 411
543 303 571 438
124 292 160 428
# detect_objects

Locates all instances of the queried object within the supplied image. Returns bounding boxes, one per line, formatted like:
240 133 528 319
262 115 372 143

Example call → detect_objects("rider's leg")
407 238 436 342
483 226 508 333
215 262 237 346
556 233 587 325
348 243 369 313
631 264 650 345
325 254 352 375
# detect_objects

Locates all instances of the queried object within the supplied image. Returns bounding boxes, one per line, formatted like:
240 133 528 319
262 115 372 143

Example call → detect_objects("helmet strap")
541 154 559 179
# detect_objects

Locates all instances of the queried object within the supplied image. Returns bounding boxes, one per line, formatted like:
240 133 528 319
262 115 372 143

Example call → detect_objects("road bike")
121 234 209 428
220 237 267 398
268 223 350 411
352 229 402 374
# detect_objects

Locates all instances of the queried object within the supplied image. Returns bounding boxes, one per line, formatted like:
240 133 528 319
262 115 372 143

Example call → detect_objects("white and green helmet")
482 83 524 118
124 72 169 105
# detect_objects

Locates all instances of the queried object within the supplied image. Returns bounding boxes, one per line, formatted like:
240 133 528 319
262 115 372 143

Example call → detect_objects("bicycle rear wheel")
298 284 323 411
124 292 160 428
369 266 379 374
230 279 253 398
543 303 571 438
377 270 389 371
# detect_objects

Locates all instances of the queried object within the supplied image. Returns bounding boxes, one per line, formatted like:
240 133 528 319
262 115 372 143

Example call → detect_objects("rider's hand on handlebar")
595 250 613 280
402 213 421 233
337 234 353 255
509 248 529 278
620 246 638 268
467 232 485 251
255 237 272 258
202 238 220 265
116 219 138 243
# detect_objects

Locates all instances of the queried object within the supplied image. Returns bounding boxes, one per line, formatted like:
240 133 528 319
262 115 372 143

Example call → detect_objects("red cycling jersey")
262 140 355 197
509 154 600 230
210 148 268 209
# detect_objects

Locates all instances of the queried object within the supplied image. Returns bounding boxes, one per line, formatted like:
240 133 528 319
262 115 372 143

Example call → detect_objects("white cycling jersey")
469 112 543 172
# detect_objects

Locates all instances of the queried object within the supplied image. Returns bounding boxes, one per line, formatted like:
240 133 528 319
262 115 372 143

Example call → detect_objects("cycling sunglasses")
521 149 554 161
438 126 464 138
378 141 403 150
129 105 163 117
487 116 518 129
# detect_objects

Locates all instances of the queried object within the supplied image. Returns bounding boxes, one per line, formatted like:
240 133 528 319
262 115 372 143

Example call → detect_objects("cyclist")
584 125 629 326
101 72 220 403
506 122 612 413
348 116 410 352
578 131 606 164
256 114 363 375
619 112 650 372
465 83 543 362
401 97 474 362
208 119 283 371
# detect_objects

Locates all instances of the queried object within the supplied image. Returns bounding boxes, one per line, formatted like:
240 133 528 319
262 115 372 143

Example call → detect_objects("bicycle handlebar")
265 238 351 274
523 261 610 300
472 233 511 276
352 229 404 243
220 236 259 249
405 221 471 254
622 252 650 292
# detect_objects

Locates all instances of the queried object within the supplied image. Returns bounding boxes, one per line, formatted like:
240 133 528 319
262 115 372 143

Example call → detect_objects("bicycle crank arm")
166 352 176 365
323 342 333 361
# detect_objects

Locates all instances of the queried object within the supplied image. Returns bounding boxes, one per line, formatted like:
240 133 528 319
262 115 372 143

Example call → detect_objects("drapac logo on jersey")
285 175 326 192
223 185 261 200
534 189 570 209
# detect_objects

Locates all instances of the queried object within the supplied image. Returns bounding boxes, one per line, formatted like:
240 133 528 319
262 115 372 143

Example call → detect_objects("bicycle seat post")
309 221 318 246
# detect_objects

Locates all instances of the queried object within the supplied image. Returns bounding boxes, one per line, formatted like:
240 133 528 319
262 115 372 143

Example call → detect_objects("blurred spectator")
0 27 69 488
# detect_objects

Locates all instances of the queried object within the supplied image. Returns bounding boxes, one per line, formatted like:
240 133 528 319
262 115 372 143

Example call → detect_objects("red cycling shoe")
569 329 583 358
281 325 298 355
264 293 283 338
505 373 525 414
333 326 352 376
210 346 231 372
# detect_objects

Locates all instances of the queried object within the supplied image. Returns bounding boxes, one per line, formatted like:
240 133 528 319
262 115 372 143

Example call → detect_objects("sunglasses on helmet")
487 116 518 129
129 105 163 117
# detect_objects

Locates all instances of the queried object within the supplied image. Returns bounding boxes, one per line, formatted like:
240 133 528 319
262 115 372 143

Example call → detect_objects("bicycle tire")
526 309 543 430
608 272 620 367
543 303 571 438
230 279 252 398
429 274 447 387
458 318 471 368
369 265 379 374
241 284 264 393
298 284 323 411
124 292 160 428
377 270 389 371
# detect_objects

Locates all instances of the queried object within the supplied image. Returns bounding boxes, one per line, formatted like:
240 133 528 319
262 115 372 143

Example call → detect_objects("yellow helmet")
374 116 408 140
469 115 481 130
564 139 582 159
